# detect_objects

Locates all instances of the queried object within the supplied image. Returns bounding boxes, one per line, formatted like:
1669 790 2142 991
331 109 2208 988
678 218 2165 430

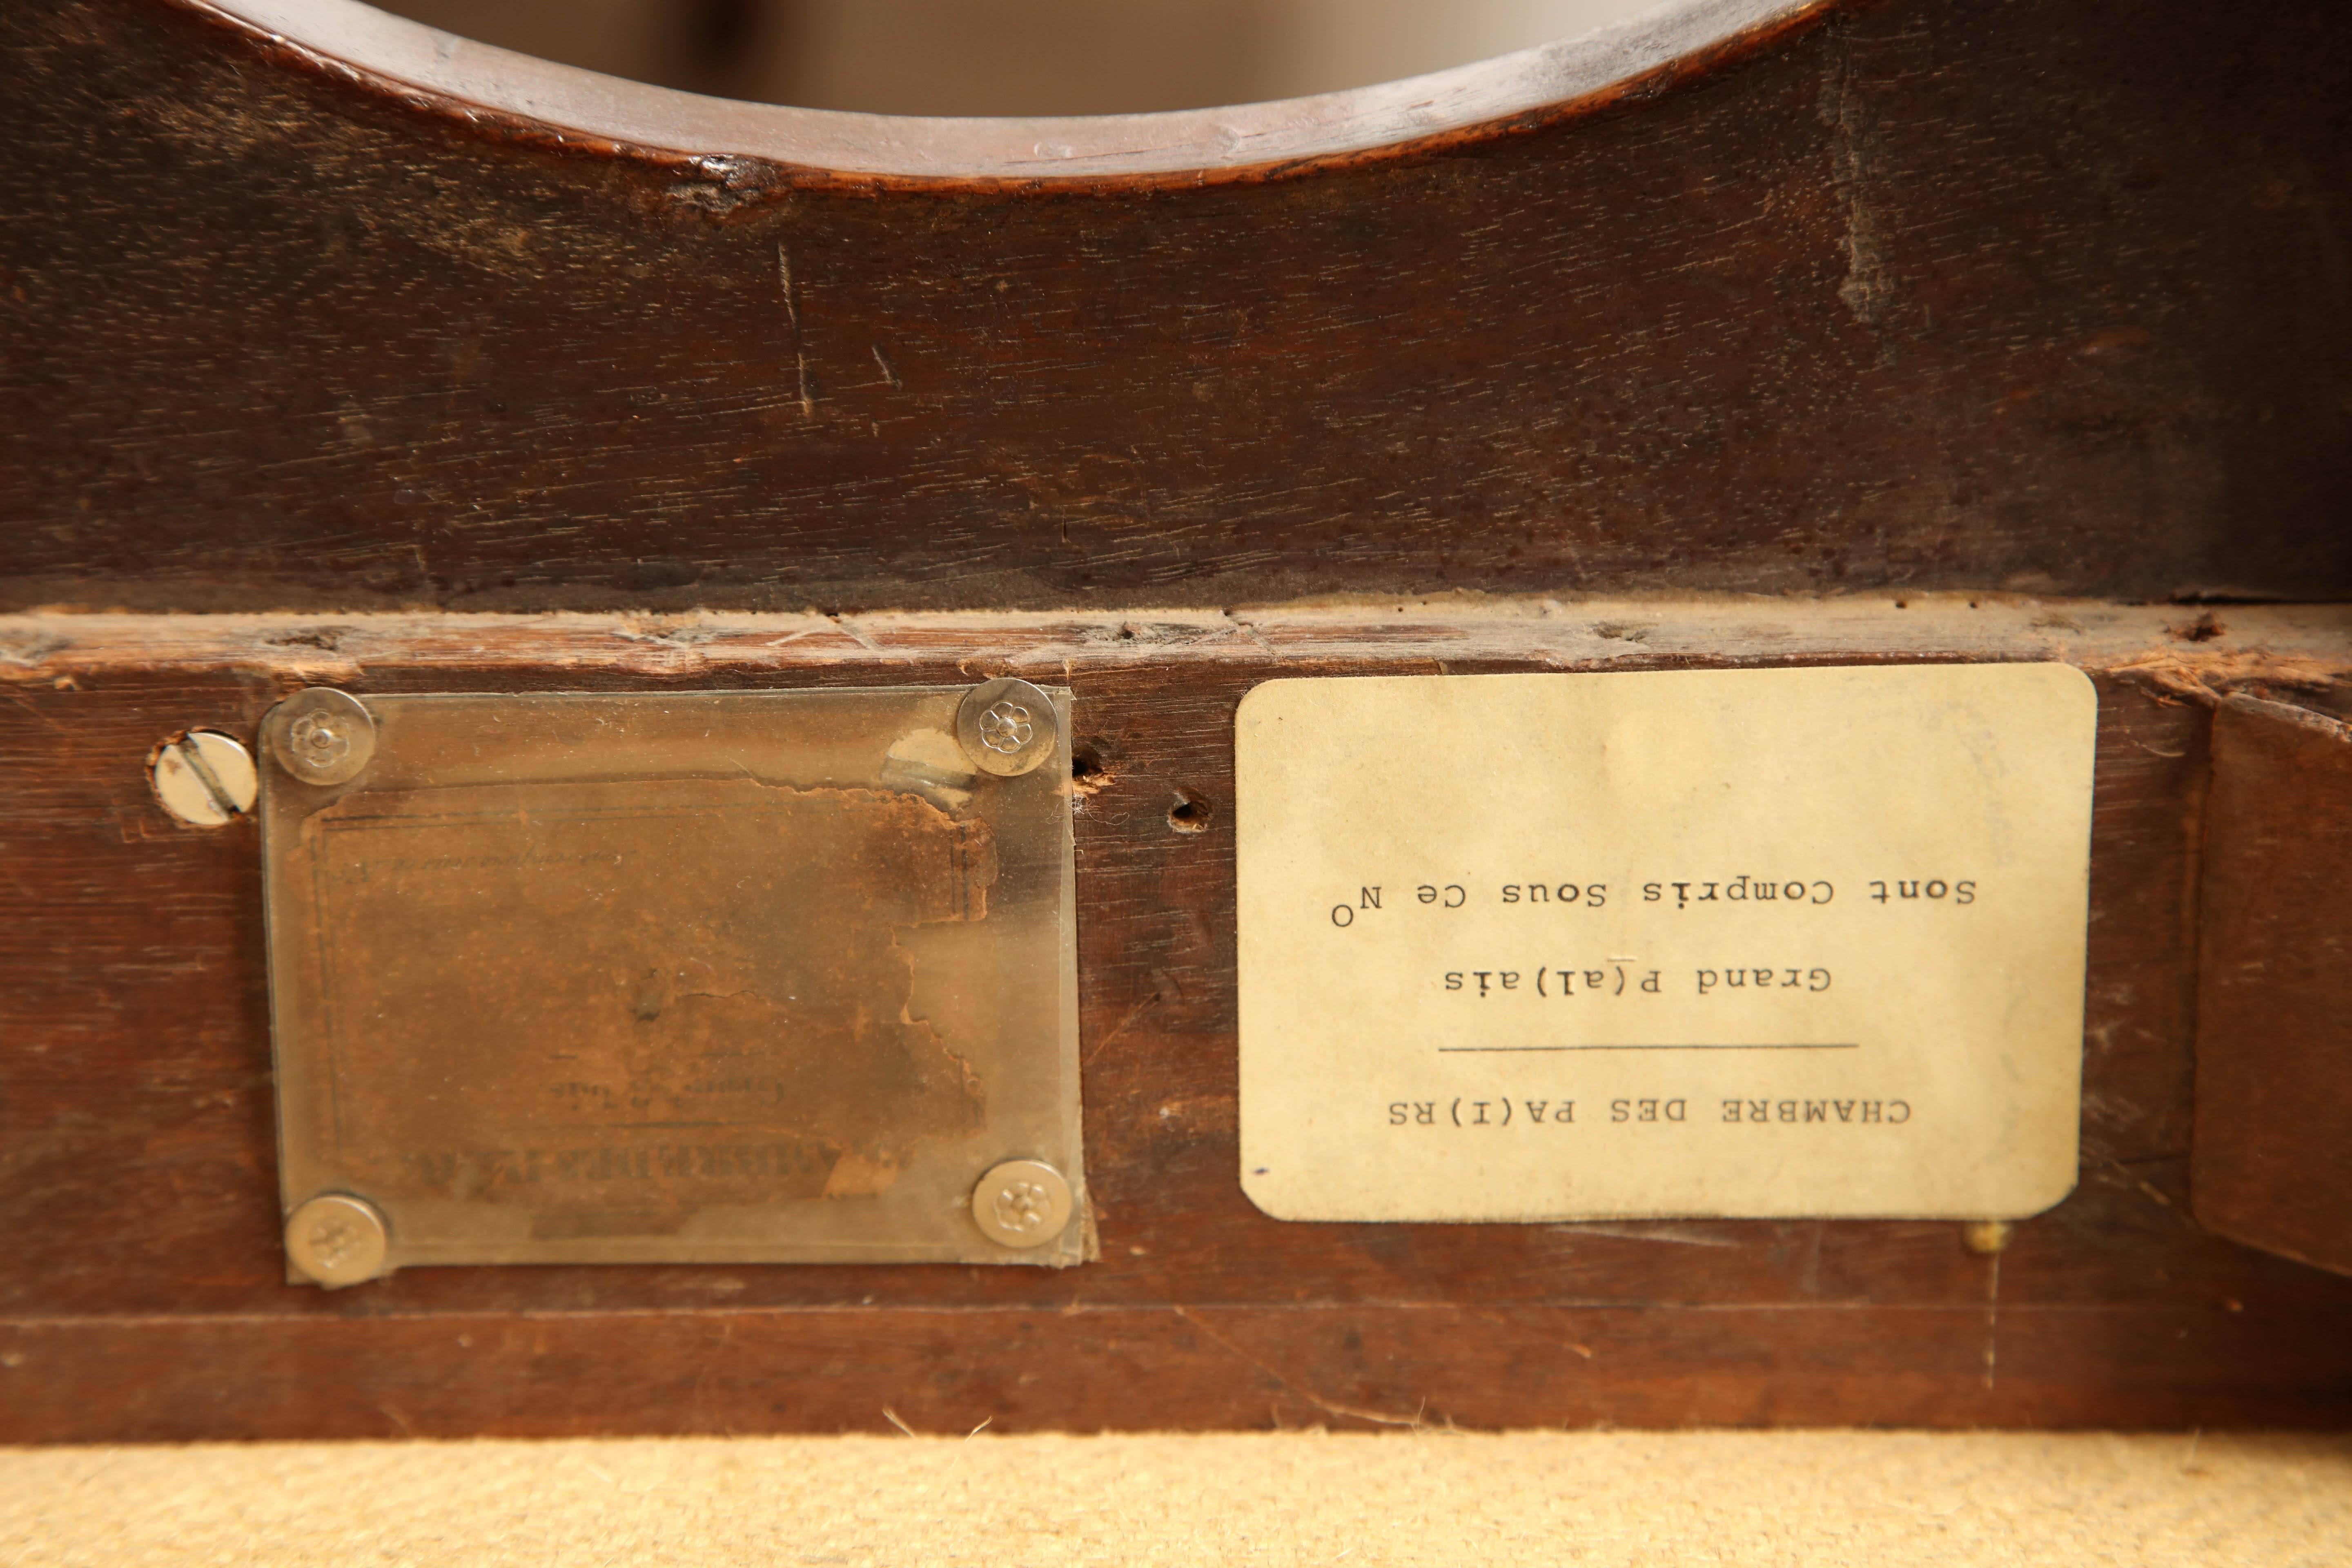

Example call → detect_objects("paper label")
1235 665 2096 1221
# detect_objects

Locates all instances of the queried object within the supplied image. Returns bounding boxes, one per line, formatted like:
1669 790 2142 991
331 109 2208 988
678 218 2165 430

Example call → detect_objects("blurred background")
370 0 1649 116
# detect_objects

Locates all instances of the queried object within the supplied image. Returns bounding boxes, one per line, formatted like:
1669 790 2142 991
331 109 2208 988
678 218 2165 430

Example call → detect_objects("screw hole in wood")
1167 788 1211 834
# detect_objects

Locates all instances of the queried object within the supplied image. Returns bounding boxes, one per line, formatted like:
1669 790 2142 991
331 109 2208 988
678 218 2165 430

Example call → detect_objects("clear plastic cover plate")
261 687 1085 1273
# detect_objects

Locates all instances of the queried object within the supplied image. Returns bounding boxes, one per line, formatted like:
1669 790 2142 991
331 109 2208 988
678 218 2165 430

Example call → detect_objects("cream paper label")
1235 665 2096 1221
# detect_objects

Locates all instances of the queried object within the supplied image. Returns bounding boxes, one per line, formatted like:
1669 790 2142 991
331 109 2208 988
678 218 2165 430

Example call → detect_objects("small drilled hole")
1167 789 1212 833
1070 743 1115 800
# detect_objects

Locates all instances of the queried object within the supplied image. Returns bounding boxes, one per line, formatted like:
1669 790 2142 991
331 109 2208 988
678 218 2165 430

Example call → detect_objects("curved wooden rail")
190 0 1831 185
3 0 2347 612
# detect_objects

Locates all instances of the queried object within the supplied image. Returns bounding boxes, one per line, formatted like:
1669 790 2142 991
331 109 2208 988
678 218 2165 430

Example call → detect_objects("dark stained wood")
7 1303 2350 1441
4 0 2352 612
3 604 2349 1438
2191 696 2352 1278
197 0 1839 181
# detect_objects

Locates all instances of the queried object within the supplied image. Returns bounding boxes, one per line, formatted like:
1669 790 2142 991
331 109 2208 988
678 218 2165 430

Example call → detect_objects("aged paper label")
1236 665 2097 1221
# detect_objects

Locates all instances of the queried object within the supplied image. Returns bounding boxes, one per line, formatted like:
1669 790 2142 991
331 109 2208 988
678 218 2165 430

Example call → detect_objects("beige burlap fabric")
5 1430 2348 1566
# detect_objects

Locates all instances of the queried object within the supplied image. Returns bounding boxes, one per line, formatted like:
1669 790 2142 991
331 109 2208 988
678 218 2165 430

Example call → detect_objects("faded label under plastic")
1235 664 2096 1222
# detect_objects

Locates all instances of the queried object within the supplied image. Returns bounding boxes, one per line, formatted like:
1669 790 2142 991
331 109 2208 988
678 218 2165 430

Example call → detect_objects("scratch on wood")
779 245 814 417
1084 990 1160 1067
1982 1250 2000 1392
1556 1223 1742 1249
1818 27 1893 329
826 614 881 653
1223 612 1279 658
688 1319 737 1430
1172 1305 1428 1430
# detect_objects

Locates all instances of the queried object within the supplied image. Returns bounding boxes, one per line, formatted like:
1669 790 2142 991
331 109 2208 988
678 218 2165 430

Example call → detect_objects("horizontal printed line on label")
1436 1043 1860 1053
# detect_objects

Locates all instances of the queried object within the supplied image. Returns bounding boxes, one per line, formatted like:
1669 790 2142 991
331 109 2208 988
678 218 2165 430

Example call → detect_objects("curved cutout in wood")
184 0 1835 186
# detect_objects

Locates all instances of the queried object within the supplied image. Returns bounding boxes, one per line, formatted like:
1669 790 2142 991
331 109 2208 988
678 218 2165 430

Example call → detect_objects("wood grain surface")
3 601 2349 1438
4 0 2351 612
8 0 2352 1439
189 0 1834 179
2192 697 2352 1279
